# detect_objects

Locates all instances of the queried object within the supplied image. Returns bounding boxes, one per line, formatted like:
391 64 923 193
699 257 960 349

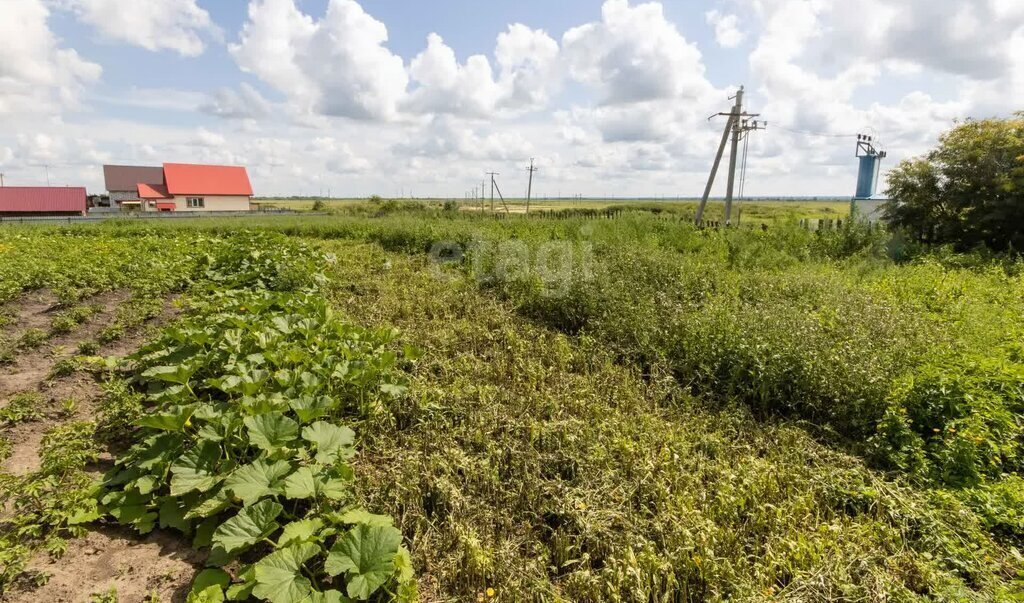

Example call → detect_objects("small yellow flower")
486 587 496 598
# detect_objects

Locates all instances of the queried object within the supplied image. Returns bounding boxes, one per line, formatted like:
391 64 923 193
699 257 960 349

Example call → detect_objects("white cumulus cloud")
0 0 101 115
230 0 408 121
562 0 715 105
705 10 746 48
59 0 218 57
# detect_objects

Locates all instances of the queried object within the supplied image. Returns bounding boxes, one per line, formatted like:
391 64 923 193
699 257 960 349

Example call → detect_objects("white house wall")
145 195 251 212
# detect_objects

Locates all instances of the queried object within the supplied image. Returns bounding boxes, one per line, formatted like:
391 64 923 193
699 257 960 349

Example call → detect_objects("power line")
773 125 858 138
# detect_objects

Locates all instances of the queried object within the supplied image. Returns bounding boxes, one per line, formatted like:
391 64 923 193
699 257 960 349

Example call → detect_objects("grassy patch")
325 241 1023 600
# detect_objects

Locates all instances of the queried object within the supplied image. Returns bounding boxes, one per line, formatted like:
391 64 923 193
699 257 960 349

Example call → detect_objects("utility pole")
723 87 744 224
0 173 4 187
44 165 51 187
486 171 499 212
481 178 486 212
695 86 765 226
525 158 538 214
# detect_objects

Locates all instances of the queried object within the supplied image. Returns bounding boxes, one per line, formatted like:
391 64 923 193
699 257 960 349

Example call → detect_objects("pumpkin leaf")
137 403 197 432
224 459 292 506
278 517 325 547
253 542 320 603
170 440 222 496
282 466 317 500
212 499 283 555
324 524 402 600
244 412 299 452
301 421 355 465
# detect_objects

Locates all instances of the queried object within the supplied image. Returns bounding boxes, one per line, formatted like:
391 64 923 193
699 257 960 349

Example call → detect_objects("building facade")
136 163 253 212
103 165 165 211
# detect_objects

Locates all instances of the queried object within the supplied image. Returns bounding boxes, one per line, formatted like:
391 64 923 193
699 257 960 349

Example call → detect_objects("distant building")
0 187 87 216
134 163 253 212
103 165 165 211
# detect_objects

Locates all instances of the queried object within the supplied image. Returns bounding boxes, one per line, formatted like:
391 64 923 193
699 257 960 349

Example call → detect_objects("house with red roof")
129 163 253 212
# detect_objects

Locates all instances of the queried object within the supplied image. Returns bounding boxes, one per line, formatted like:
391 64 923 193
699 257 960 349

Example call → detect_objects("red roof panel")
163 163 253 196
138 183 172 199
0 187 87 213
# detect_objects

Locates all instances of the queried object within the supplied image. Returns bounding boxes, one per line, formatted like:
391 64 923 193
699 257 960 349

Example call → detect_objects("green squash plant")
95 235 417 602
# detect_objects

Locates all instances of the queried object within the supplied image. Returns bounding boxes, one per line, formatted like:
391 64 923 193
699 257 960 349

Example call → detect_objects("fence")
0 208 307 224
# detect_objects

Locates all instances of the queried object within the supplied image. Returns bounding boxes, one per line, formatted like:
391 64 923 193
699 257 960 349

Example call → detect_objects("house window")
186 197 205 208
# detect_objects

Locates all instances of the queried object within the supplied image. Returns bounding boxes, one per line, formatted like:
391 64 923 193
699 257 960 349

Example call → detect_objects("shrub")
883 114 1024 252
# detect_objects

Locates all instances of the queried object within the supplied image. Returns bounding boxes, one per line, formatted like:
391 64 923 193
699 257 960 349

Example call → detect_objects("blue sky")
1 0 1021 197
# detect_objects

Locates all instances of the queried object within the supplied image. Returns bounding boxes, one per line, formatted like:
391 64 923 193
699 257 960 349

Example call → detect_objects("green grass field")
1 210 1022 601
256 197 854 224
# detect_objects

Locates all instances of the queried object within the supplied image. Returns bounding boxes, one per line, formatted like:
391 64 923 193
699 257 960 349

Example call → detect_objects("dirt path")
16 527 202 603
0 291 199 603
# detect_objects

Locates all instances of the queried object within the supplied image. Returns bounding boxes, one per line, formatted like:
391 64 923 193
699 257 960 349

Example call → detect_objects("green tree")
883 113 1024 251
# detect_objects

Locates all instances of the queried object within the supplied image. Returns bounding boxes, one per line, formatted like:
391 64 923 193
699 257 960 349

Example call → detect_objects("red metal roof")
0 187 87 213
137 183 172 199
163 163 253 196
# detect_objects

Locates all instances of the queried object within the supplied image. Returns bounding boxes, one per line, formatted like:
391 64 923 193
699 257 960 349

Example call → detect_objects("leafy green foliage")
49 304 98 335
95 378 145 444
0 392 45 426
96 235 414 601
884 114 1024 251
17 328 47 349
325 524 403 600
39 421 99 475
0 420 101 590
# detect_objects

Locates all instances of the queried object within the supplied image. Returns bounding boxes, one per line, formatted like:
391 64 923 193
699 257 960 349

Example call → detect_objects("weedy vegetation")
0 207 1022 602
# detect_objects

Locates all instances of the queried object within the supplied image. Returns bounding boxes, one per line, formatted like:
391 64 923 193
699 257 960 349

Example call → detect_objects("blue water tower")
854 134 886 199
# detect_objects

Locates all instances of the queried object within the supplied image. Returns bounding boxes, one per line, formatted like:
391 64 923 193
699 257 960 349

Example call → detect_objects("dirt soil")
0 291 199 603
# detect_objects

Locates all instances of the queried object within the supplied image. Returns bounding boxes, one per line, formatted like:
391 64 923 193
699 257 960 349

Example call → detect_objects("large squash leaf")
244 412 299 452
324 524 402 600
253 542 320 603
170 441 222 496
301 422 355 465
224 459 292 506
212 499 283 554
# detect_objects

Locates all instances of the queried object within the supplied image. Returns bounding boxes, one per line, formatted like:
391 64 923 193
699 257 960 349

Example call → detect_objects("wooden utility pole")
695 86 764 226
723 87 744 224
525 158 538 214
486 171 499 212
